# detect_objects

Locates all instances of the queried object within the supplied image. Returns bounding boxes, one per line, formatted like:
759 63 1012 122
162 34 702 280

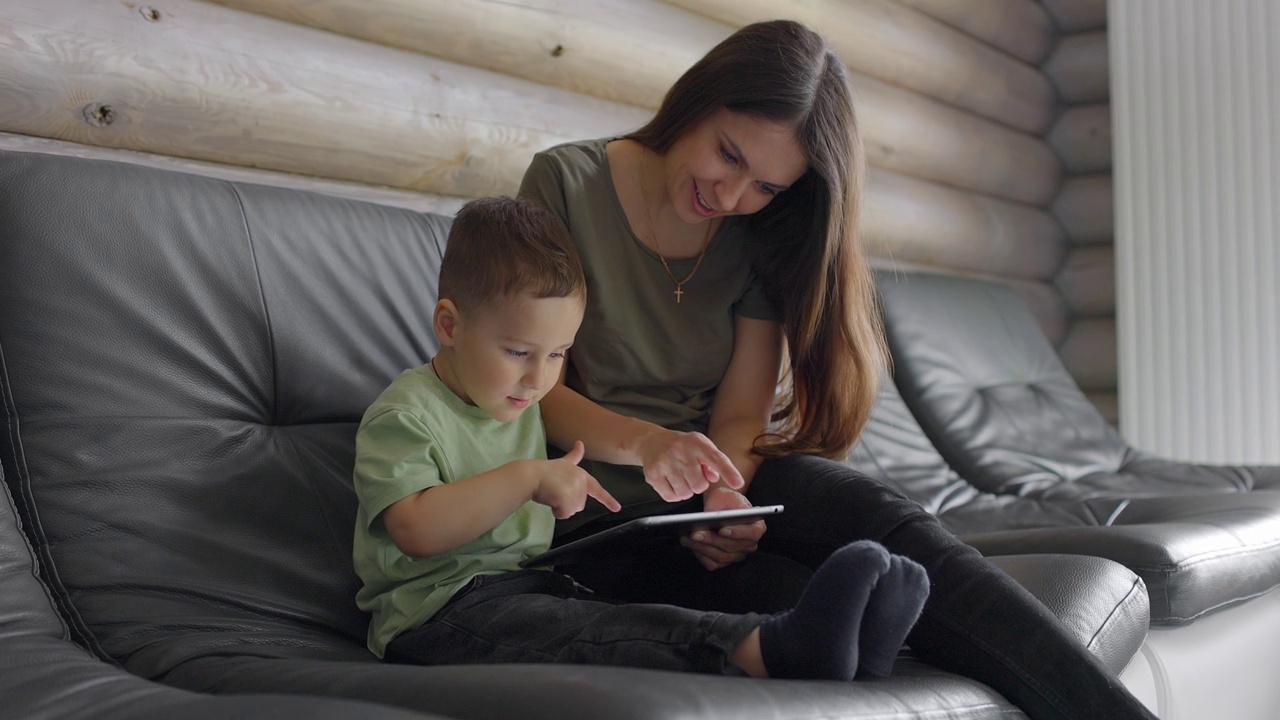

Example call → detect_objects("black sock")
757 540 890 681
855 553 930 678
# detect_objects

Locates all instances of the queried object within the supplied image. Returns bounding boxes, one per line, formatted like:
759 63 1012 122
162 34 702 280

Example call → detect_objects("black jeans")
385 569 762 675
555 454 1155 720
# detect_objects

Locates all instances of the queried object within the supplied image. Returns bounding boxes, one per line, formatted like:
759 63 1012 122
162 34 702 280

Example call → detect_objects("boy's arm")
382 441 618 558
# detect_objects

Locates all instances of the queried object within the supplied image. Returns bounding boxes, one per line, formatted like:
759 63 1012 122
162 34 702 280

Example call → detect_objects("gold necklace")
637 148 713 304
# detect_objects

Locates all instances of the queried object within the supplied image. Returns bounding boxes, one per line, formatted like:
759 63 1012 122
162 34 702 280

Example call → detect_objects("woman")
519 19 1154 720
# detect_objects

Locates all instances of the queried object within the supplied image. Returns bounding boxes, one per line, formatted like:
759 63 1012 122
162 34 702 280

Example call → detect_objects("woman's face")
662 108 808 225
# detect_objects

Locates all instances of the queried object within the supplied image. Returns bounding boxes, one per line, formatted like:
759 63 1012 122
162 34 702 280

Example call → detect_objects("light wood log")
1058 317 1117 390
862 169 1067 281
665 0 1057 133
894 0 1056 65
0 0 647 199
1041 0 1109 33
855 74 1061 205
1084 390 1120 426
1044 32 1110 103
0 132 466 214
1055 245 1115 317
209 0 727 111
212 0 1062 205
1049 103 1112 173
873 259 1068 345
1052 174 1114 244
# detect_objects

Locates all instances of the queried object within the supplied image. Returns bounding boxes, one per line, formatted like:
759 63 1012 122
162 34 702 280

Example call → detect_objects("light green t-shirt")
518 138 781 528
352 365 554 658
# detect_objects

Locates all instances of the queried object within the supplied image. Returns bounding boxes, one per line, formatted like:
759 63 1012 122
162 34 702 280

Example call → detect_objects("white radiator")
1110 0 1279 463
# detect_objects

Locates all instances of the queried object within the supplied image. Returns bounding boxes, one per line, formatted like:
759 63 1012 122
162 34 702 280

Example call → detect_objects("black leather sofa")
870 271 1280 625
0 147 1240 719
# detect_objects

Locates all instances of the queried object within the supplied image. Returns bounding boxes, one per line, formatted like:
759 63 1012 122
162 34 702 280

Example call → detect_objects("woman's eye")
720 148 737 164
549 351 565 360
758 184 777 196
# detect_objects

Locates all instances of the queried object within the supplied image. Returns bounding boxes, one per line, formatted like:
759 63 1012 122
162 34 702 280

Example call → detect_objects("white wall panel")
1111 0 1280 462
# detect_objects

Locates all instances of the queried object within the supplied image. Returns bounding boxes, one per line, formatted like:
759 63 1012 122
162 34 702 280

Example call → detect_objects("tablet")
519 505 784 569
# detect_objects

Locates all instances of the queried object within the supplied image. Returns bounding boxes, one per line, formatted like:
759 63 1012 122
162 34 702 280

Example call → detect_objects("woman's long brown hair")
629 20 886 459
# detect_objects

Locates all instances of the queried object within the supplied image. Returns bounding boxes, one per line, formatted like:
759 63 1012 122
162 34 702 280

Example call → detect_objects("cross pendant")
674 286 684 303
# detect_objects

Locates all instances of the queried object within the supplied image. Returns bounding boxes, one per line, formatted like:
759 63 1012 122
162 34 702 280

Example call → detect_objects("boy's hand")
532 440 621 519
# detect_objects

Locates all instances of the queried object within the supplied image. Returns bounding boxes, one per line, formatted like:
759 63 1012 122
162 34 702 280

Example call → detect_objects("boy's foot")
855 553 930 678
757 540 890 680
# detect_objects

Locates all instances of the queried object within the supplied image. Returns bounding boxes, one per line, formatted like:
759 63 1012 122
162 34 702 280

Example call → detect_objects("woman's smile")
692 182 717 217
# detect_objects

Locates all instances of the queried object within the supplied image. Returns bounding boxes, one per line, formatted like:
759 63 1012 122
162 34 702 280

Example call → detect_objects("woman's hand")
636 428 745 502
680 486 766 570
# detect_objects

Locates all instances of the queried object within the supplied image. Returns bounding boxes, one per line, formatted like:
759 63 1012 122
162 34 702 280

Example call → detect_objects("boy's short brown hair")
438 196 585 311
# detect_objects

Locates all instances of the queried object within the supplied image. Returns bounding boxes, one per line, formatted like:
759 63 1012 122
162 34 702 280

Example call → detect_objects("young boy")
352 196 929 680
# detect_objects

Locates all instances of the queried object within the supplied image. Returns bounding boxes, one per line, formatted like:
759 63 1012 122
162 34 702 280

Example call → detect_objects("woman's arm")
684 315 784 569
539 382 746 503
707 315 786 491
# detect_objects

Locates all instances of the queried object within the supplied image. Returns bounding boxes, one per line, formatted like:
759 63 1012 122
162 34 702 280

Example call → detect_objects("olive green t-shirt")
352 365 554 657
518 138 781 528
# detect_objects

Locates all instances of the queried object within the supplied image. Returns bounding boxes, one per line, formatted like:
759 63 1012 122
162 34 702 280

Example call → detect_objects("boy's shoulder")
360 365 450 426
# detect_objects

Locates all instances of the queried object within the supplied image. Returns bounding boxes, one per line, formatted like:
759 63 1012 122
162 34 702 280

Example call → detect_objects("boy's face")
436 291 584 423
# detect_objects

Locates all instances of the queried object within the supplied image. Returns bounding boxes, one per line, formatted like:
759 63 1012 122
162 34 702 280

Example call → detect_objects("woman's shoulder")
525 137 623 210
531 137 612 172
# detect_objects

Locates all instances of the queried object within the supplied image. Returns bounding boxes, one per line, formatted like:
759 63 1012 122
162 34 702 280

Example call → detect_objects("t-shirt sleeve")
518 150 571 228
735 268 782 322
353 408 445 529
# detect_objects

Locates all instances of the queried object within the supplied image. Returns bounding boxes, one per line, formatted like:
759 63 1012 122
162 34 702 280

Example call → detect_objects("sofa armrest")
986 553 1149 674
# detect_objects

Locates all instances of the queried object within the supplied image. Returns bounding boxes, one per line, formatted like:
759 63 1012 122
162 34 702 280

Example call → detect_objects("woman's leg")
385 570 761 674
748 454 1155 720
554 541 812 613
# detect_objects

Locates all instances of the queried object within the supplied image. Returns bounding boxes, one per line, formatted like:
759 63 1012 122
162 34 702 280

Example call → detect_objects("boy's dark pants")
385 570 762 675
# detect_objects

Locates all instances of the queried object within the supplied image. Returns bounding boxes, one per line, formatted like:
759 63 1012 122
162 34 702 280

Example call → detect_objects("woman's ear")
433 299 461 347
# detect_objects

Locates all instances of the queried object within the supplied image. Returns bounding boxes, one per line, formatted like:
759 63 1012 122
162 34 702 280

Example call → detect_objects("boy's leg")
385 570 761 675
757 539 927 681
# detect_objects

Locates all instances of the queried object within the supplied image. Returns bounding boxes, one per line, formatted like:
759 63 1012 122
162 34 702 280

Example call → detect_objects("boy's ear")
433 299 461 347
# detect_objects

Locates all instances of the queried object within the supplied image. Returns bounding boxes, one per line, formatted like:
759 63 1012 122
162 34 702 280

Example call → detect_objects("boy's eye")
506 349 528 358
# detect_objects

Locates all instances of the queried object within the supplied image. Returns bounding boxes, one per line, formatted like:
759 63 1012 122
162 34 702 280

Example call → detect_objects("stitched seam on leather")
0 351 70 633
1120 535 1280 573
1085 576 1146 655
0 303 112 661
276 427 354 582
227 184 355 590
228 183 279 425
770 706 1025 719
1160 581 1280 624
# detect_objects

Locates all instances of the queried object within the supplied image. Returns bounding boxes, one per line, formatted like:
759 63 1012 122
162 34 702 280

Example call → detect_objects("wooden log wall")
1042 0 1118 424
0 0 1091 412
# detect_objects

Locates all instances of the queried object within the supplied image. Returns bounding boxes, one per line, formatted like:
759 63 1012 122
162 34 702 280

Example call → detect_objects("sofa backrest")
846 376 1107 535
875 270 1130 496
0 150 450 678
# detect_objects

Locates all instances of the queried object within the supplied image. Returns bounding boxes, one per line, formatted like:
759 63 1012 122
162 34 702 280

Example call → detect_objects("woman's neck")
609 139 718 259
